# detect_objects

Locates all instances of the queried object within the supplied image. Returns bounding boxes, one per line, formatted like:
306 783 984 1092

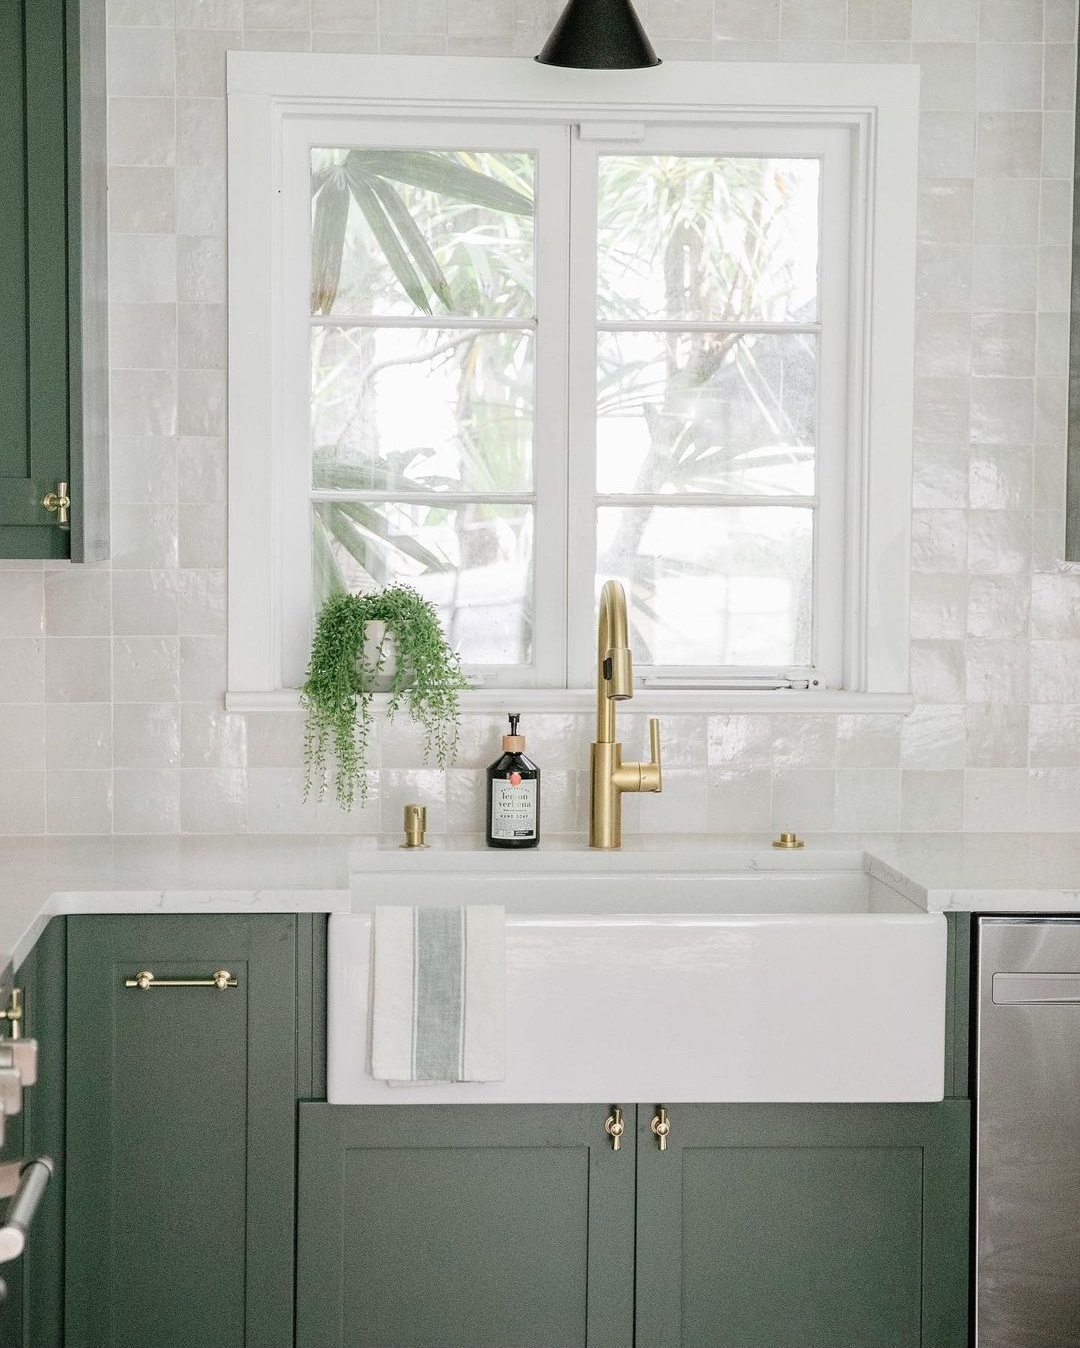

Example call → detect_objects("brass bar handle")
604 1107 625 1152
125 970 237 991
651 1106 670 1152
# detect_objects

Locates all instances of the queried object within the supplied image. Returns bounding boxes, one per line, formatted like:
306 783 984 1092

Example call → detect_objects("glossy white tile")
0 773 45 835
900 768 963 831
0 573 44 637
965 702 1028 768
113 703 182 770
1027 768 1080 830
44 639 112 704
46 771 114 834
964 768 1029 830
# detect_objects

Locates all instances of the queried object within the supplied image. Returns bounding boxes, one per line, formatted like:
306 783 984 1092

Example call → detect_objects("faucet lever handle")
643 717 662 793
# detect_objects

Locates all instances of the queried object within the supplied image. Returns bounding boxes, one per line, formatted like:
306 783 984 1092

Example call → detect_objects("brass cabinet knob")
651 1106 670 1151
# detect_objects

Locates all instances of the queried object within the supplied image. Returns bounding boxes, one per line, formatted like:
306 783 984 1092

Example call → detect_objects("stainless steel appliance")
976 917 1080 1347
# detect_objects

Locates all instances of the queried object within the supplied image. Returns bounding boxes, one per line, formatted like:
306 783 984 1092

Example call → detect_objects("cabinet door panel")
636 1102 970 1348
0 0 71 559
297 1102 635 1348
65 916 301 1348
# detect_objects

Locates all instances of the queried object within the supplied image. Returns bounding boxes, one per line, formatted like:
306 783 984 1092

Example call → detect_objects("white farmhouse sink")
329 849 946 1105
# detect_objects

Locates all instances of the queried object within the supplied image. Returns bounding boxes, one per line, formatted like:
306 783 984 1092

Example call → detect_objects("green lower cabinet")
635 1102 970 1348
298 1100 969 1348
64 915 322 1348
296 1102 635 1348
0 919 67 1348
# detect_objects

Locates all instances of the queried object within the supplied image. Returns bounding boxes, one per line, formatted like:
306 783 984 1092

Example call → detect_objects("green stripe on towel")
413 907 464 1080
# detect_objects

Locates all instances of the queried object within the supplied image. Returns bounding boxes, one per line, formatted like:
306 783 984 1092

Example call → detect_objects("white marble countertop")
0 836 355 976
2 831 1080 982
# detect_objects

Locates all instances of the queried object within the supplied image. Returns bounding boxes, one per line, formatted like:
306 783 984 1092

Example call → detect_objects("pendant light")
535 0 661 70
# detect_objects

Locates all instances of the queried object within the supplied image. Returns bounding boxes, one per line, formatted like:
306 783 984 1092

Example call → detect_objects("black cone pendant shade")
536 0 661 69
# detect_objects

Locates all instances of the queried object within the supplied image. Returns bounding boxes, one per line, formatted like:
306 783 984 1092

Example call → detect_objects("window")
227 57 918 710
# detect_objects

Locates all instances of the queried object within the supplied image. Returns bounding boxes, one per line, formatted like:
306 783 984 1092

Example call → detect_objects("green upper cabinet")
0 0 109 562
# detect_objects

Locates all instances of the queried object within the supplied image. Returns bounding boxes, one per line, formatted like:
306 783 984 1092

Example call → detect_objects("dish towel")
370 905 506 1083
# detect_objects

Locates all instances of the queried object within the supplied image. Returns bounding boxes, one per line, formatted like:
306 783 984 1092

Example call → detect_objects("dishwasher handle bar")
993 972 1080 1005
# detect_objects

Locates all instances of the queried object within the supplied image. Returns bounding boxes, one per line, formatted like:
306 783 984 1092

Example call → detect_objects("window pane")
596 332 816 495
311 149 535 319
313 501 533 665
597 506 812 666
596 156 819 323
312 326 534 492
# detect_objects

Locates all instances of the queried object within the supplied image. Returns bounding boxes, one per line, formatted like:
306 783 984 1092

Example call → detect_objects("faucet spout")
596 579 633 745
589 580 663 848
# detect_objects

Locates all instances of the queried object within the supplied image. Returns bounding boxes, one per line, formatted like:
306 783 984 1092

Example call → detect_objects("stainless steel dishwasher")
976 916 1080 1347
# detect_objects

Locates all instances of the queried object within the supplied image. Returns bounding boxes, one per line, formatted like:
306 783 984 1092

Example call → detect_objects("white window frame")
226 54 918 715
283 118 570 691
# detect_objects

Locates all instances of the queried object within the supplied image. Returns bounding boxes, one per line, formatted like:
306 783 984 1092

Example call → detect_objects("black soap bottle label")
486 713 540 848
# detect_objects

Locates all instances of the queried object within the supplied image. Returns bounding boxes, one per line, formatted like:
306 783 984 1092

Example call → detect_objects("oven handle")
0 1157 54 1263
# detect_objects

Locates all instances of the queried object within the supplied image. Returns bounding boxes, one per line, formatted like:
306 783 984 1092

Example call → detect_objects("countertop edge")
4 832 1080 993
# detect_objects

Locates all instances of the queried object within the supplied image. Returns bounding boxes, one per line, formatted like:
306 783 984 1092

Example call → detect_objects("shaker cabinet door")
634 1102 970 1348
297 1102 636 1348
0 0 73 559
64 915 307 1348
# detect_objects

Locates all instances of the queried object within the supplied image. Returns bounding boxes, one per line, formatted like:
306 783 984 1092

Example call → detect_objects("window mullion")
814 125 855 691
564 134 601 689
281 117 321 689
529 123 574 688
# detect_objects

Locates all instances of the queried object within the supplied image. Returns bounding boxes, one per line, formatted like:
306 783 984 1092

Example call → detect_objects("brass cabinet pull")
651 1107 670 1151
125 970 237 991
42 482 70 526
604 1107 625 1151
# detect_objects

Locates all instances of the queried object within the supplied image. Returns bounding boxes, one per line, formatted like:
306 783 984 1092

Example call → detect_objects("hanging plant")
301 585 469 809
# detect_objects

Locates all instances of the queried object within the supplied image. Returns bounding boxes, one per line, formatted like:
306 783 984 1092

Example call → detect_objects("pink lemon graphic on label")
509 772 522 786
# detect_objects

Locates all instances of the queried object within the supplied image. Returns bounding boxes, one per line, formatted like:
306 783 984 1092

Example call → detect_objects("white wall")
0 0 1077 837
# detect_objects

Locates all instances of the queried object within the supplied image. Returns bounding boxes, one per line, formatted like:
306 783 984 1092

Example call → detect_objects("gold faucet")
590 580 663 848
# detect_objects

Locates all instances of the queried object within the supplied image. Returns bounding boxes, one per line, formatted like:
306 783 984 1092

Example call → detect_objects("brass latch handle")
125 970 237 991
0 991 22 1041
42 482 70 526
604 1107 625 1152
651 1106 670 1151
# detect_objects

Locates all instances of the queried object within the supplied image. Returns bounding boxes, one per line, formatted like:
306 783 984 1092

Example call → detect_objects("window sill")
225 688 914 716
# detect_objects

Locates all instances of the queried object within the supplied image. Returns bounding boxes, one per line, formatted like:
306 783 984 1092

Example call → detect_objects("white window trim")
225 54 919 715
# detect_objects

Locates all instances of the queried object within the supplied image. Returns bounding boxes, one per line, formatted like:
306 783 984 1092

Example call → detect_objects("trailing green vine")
301 586 469 809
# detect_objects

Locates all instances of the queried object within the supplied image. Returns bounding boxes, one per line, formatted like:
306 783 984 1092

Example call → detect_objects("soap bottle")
486 713 540 849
